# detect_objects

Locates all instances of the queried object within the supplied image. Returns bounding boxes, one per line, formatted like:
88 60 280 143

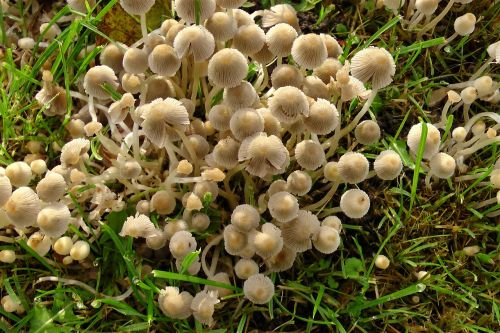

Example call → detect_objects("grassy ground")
0 0 499 332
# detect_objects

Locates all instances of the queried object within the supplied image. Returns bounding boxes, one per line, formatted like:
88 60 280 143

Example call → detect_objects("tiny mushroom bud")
340 189 370 219
30 160 47 176
415 270 430 280
177 160 193 175
164 220 189 240
5 162 32 187
148 44 181 76
429 153 456 179
123 47 149 74
70 240 91 261
207 105 233 132
463 245 480 256
452 127 468 142
265 246 297 272
337 152 370 184
374 150 403 180
53 236 73 256
2 295 20 313
151 190 177 215
100 43 125 73
243 274 275 304
235 258 259 279
185 192 203 211
223 81 258 110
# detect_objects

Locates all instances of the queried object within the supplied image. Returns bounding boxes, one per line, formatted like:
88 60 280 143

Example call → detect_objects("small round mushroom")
70 240 91 261
232 24 266 56
313 58 343 84
191 213 210 232
158 286 193 319
191 290 219 326
429 152 456 179
5 162 32 187
281 210 320 252
30 160 47 176
208 48 248 88
294 140 326 171
4 187 41 228
243 274 274 304
406 123 441 160
36 171 66 202
60 138 90 167
271 64 303 89
265 246 297 272
205 12 237 42
268 86 309 123
230 108 264 141
312 225 340 254
0 250 16 263
169 230 197 259
322 216 342 232
340 189 370 219
337 152 370 184
174 0 216 24
100 43 125 73
374 254 390 269
350 46 395 90
37 203 71 238
83 65 118 100
0 176 12 208
291 34 328 69
323 162 342 182
207 104 233 132
374 150 403 180
223 224 248 256
148 44 181 76
212 137 240 169
53 236 73 256
354 120 381 145
119 214 156 238
223 81 258 110
231 204 260 232
151 190 177 215
268 191 299 223
286 170 312 196
235 258 259 279
173 25 215 62
250 223 283 259
266 23 297 58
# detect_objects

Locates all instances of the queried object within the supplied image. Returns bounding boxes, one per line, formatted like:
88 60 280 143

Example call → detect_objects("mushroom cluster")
0 0 498 326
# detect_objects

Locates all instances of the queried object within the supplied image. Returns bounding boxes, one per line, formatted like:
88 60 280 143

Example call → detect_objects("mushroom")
268 86 309 123
119 214 156 238
5 161 32 187
53 236 73 256
232 24 265 56
374 150 403 180
169 230 197 259
205 12 237 43
231 204 260 232
119 0 156 40
374 254 390 269
249 223 283 259
271 64 304 89
294 140 326 171
286 170 312 196
243 274 275 304
268 191 299 223
281 210 320 252
312 225 340 254
261 4 300 32
191 290 220 326
4 187 41 228
158 286 193 319
291 34 328 70
354 120 381 145
407 123 441 160
340 188 370 219
37 203 71 238
337 152 370 184
0 176 12 208
70 240 91 261
174 0 216 24
265 23 297 64
234 258 259 279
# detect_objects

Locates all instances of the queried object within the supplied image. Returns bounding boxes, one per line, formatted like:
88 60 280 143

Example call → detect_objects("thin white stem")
140 14 148 43
418 0 456 38
201 234 223 278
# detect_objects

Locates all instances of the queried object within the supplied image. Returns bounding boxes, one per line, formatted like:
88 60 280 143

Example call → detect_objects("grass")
0 0 499 332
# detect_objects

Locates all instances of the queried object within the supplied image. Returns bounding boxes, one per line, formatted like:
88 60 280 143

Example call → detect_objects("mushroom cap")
5 161 32 187
374 254 390 269
223 224 248 255
302 75 330 100
231 204 260 232
238 132 290 178
169 230 197 259
251 43 276 65
164 219 189 240
323 161 342 182
28 232 52 257
454 13 476 36
415 0 439 15
36 203 71 238
249 223 283 259
266 23 297 57
173 25 215 62
340 189 370 219
212 137 240 169
268 191 299 223
286 170 312 196
265 245 297 272
139 98 189 147
223 81 258 110
313 58 343 84
452 127 468 142
100 43 125 73
144 32 167 54
312 225 340 254
473 76 496 98
60 138 90 167
232 24 266 56
230 108 264 140
294 140 326 171
304 98 339 135
268 86 309 123
233 9 255 27
216 0 246 8
67 0 96 12
291 33 328 69
193 180 219 200
121 73 144 94
204 272 233 298
235 258 259 279
148 44 181 76
4 187 41 228
406 123 441 160
83 65 118 99
258 108 282 137
205 11 237 42
36 171 67 203
271 64 303 89
340 76 369 102
174 0 216 24
337 152 370 184
322 216 342 232
262 4 300 32
53 236 73 256
119 0 155 15
208 104 233 132
243 274 274 304
151 190 177 215
191 213 210 232
383 0 406 10
191 290 219 326
321 34 343 58
354 120 381 145
487 41 500 62
208 48 248 88
0 176 12 208
119 214 156 238
429 152 456 179
267 179 288 197
350 47 395 90
374 150 403 180
281 210 320 252
158 287 193 319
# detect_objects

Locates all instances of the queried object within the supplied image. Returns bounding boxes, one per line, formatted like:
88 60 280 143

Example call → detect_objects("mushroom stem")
87 95 97 122
436 100 452 129
190 62 200 102
140 13 148 42
201 233 224 278
408 11 424 29
470 57 494 80
406 0 416 18
205 86 222 114
462 103 472 122
464 112 500 132
318 206 343 218
417 0 456 38
303 182 339 211
210 245 221 277
174 128 200 175
454 137 500 159
474 196 498 209
438 32 458 51
181 58 189 95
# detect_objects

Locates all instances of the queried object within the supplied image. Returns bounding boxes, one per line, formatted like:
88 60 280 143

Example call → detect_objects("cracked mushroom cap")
291 34 328 69
268 86 309 123
119 214 156 238
350 46 395 90
232 24 266 56
337 152 370 184
374 150 403 180
208 48 248 88
173 25 215 62
83 65 118 99
119 0 155 15
243 274 275 304
174 0 216 24
294 140 326 171
238 132 290 179
340 189 370 219
281 210 320 252
266 23 297 57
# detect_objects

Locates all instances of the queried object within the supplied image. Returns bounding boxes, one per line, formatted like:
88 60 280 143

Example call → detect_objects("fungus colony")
0 0 498 325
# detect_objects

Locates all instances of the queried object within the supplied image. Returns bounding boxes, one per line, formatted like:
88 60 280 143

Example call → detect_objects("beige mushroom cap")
232 24 266 56
235 258 259 279
230 108 264 141
374 150 403 180
340 189 370 219
208 48 248 88
83 65 118 99
119 0 155 15
243 274 275 304
337 152 370 184
354 120 381 145
268 191 299 223
454 13 476 36
266 23 297 57
5 162 32 187
291 34 328 69
174 0 216 24
158 286 193 319
268 86 309 123
281 210 320 252
4 187 41 228
148 44 181 76
249 223 283 259
286 170 312 196
313 225 341 254
0 176 12 208
231 204 260 232
350 47 395 90
304 98 339 135
429 152 456 179
407 123 441 160
173 25 215 62
271 64 303 89
191 290 219 326
205 11 237 42
265 245 297 272
37 203 71 238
